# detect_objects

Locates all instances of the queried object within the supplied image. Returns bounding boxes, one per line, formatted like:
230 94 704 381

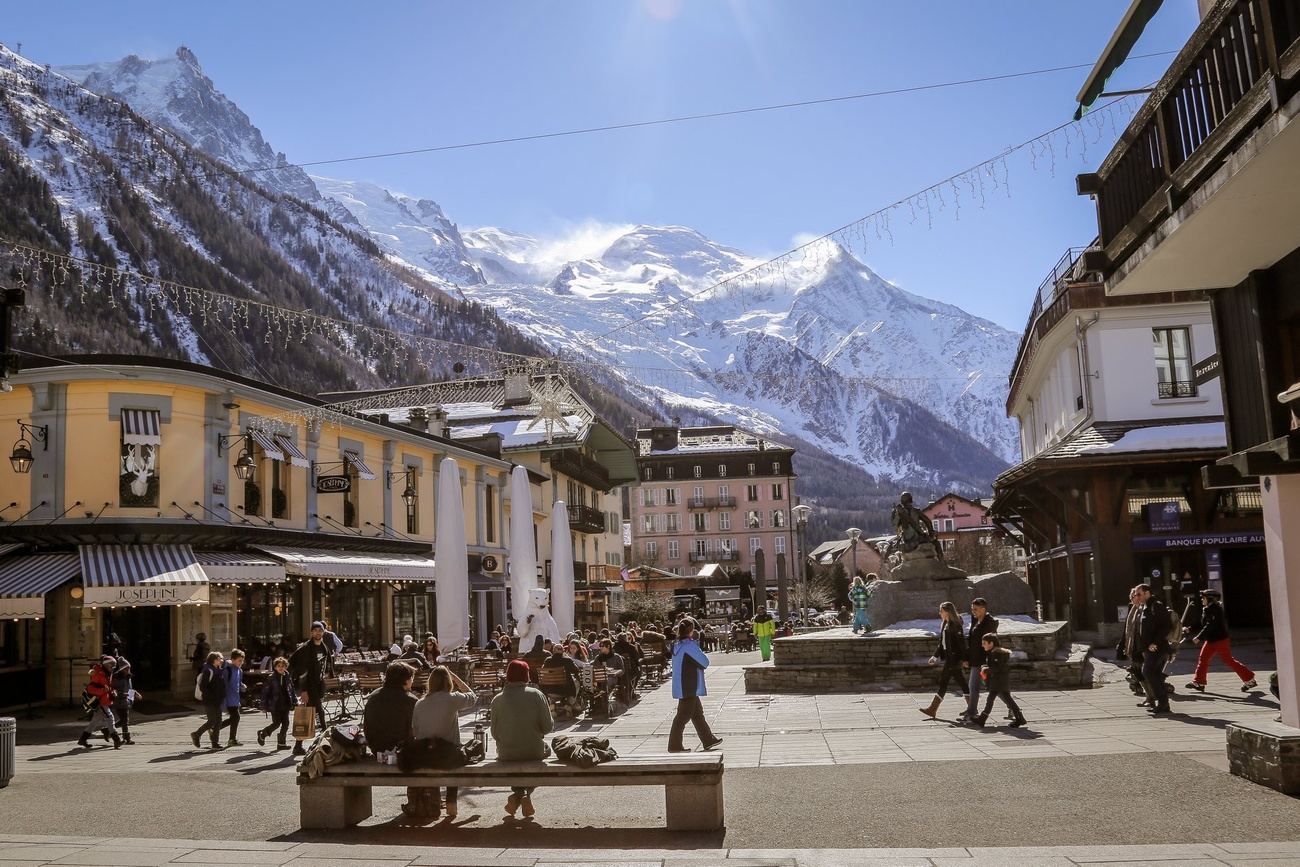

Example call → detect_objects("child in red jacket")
79 655 121 749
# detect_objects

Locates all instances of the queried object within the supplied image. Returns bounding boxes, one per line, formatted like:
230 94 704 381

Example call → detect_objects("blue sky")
3 1 1200 330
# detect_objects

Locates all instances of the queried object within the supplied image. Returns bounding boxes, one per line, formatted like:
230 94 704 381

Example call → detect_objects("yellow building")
0 355 512 707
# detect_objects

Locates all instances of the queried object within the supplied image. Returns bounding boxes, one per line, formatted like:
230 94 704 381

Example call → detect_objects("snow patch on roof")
1076 422 1226 455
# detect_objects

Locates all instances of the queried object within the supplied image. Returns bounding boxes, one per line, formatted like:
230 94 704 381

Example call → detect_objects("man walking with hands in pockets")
668 618 723 753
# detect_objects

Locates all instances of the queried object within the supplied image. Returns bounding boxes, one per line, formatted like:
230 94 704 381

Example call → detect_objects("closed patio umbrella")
507 464 537 623
550 500 575 637
435 456 469 651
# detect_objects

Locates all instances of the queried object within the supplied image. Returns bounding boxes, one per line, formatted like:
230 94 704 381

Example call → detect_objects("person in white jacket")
668 618 723 753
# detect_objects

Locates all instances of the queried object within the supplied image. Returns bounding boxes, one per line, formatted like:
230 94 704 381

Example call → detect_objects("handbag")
292 704 316 740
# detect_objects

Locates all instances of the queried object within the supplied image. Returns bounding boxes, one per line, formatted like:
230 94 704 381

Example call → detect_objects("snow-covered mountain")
24 44 1020 493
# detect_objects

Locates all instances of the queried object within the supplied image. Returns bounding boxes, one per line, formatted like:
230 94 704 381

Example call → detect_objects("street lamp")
846 527 862 583
216 431 256 480
793 504 812 621
9 420 47 474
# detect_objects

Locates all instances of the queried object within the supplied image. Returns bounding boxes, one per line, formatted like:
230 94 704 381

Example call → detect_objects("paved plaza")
2 639 1299 866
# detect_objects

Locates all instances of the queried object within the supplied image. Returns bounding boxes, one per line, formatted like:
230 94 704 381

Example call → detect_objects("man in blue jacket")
668 618 723 753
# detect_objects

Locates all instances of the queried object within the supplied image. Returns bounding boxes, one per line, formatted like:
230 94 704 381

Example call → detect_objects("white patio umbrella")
550 500 575 637
507 464 537 623
434 456 470 651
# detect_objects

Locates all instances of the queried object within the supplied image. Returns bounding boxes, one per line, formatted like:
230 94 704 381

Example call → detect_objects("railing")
549 448 611 491
689 550 741 563
566 503 606 535
686 496 733 510
1158 380 1198 398
1089 0 1300 251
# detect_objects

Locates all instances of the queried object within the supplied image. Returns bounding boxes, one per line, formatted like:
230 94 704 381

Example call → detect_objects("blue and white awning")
247 429 285 462
254 545 435 581
344 450 377 481
195 551 286 585
0 553 80 619
121 409 161 446
80 544 208 607
275 434 310 468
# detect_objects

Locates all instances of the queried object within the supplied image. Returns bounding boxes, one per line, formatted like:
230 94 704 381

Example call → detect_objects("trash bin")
0 717 14 788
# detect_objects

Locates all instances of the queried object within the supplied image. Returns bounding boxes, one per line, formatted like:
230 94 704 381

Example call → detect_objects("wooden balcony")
689 550 741 563
567 503 606 535
1079 0 1300 288
549 448 612 491
686 496 734 510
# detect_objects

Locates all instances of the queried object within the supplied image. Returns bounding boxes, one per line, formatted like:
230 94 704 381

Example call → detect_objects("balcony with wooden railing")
549 448 612 491
1079 0 1300 283
686 496 734 510
567 503 606 535
689 550 741 563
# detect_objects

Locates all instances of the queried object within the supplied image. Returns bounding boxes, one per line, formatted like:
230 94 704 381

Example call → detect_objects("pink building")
630 425 798 578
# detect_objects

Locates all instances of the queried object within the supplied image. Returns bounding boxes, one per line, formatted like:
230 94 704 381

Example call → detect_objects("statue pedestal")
865 571 1036 626
887 551 968 581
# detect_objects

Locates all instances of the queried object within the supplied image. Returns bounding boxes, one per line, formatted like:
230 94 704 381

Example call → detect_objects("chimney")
429 406 449 439
503 367 531 407
407 405 429 432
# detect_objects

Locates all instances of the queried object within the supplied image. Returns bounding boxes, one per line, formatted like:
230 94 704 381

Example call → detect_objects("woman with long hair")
409 665 476 819
919 601 967 719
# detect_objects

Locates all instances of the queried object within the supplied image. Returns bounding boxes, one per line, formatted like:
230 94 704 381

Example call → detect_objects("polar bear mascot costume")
516 586 562 651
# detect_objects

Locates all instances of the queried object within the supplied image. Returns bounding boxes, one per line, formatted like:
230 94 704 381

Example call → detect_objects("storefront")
0 550 76 705
1132 531 1271 628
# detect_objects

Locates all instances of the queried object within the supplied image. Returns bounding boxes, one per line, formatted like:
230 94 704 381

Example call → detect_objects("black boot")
975 713 988 728
292 741 305 756
121 728 134 745
77 732 92 749
106 729 122 749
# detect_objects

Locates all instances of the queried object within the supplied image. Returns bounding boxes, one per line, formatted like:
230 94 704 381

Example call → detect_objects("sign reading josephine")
82 584 209 607
316 475 351 494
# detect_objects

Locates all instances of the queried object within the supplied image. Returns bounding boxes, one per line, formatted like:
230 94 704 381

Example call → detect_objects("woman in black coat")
920 601 967 719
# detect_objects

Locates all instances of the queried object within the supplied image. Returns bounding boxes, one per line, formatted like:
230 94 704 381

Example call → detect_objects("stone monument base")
1227 720 1300 794
743 620 1087 693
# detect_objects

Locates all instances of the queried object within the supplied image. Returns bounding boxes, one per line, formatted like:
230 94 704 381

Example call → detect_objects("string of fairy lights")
0 48 1146 430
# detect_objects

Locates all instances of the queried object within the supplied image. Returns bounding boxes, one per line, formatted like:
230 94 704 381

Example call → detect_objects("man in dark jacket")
1135 583 1173 715
288 621 335 754
1185 588 1257 693
960 597 999 723
362 661 423 818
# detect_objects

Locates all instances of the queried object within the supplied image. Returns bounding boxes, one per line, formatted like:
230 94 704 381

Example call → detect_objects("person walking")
960 597 999 724
849 575 873 635
191 651 228 750
288 621 335 754
491 659 553 819
218 649 246 746
411 665 477 819
256 656 297 750
920 601 967 719
668 618 723 753
974 633 1026 728
110 655 138 745
1135 583 1173 715
190 632 210 675
1185 588 1257 693
753 609 776 662
78 655 121 749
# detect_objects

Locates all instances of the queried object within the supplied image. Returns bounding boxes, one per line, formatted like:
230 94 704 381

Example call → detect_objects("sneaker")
520 795 535 818
1241 679 1257 692
667 746 692 753
505 793 520 816
702 737 723 751
210 743 226 751
1185 681 1205 692
190 732 201 749
277 742 291 751
227 739 243 747
257 731 267 747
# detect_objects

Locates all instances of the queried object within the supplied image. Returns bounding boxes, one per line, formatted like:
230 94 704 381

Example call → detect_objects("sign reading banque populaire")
81 583 210 607
1132 531 1265 550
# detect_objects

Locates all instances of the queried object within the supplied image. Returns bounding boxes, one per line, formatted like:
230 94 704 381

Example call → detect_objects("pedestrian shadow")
146 751 205 763
25 747 91 762
234 755 298 775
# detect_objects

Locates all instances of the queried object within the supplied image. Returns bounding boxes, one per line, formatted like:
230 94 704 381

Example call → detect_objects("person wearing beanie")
111 656 139 745
79 655 120 749
490 658 553 819
1185 588 1257 693
288 621 335 755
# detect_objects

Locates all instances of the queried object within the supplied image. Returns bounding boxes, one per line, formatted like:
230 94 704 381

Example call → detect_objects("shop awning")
121 409 162 446
344 451 378 481
195 551 287 585
80 544 209 607
275 434 310 468
254 545 436 581
1074 0 1164 119
247 429 284 462
468 571 506 591
0 553 80 619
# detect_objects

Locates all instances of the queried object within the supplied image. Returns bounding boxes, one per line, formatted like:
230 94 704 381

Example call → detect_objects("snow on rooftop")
1076 422 1226 455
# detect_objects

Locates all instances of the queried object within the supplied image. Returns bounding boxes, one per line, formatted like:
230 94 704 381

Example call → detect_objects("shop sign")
1193 353 1220 386
1146 501 1182 533
83 583 209 607
1133 532 1265 551
316 475 351 494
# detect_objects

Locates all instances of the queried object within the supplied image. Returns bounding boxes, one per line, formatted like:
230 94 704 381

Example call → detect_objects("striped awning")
0 553 80 619
80 544 209 607
121 409 161 446
255 545 435 581
0 543 24 559
247 429 284 462
195 551 286 585
275 434 310 468
344 450 377 480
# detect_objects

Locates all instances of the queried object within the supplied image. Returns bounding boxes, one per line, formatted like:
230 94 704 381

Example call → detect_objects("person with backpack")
1135 583 1174 715
217 649 247 747
1185 588 1257 693
190 651 228 750
78 655 121 749
256 656 298 750
111 655 138 745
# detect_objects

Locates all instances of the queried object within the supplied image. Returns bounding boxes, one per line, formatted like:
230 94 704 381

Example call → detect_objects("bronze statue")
888 492 943 560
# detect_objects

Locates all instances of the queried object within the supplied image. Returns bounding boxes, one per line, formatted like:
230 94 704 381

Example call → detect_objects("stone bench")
297 752 724 830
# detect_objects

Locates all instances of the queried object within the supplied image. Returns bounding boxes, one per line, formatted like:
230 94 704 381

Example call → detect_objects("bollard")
0 717 15 788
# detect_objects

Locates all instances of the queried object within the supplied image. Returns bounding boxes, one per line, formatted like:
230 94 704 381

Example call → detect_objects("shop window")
119 409 160 508
314 581 379 649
